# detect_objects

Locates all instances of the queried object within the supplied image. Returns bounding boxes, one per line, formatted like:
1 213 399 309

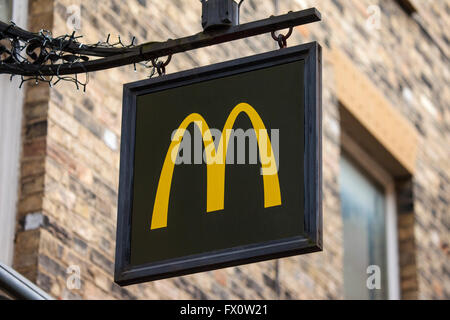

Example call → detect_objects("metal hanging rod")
0 8 321 77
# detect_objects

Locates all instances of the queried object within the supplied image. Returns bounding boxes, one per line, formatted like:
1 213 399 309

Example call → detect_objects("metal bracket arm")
0 8 321 77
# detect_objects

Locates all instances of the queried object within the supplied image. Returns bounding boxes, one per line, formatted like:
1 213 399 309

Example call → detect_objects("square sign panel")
115 42 322 285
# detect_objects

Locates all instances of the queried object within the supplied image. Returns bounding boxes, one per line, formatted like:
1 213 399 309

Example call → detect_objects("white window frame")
341 132 401 300
0 0 28 266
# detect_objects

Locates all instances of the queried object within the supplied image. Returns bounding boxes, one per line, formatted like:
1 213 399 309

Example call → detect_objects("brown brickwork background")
12 0 449 299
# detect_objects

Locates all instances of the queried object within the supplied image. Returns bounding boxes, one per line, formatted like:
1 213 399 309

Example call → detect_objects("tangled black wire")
0 21 163 91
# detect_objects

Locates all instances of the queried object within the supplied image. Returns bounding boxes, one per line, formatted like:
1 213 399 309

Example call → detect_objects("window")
340 133 400 300
0 0 12 22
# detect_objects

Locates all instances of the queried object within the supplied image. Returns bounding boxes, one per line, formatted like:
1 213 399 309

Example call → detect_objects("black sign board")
115 42 322 285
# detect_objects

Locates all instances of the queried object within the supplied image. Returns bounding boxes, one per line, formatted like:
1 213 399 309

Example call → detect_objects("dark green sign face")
115 43 322 285
132 60 304 265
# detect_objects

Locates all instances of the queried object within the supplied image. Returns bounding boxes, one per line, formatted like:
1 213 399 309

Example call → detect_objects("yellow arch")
150 103 281 230
150 113 220 229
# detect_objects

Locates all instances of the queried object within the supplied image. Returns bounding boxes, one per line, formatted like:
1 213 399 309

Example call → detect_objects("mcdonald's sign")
115 42 322 285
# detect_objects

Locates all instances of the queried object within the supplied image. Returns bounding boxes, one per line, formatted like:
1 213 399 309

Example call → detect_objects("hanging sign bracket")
0 8 321 77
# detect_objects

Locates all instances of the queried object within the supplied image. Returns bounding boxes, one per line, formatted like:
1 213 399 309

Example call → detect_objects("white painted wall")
0 0 28 266
0 0 12 22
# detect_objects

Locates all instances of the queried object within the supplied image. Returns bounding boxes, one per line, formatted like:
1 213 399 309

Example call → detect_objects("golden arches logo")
150 102 282 230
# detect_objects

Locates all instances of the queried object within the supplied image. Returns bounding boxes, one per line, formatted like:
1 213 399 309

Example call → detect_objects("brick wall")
12 0 449 299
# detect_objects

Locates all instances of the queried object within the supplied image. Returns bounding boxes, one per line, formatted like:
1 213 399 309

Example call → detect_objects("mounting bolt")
201 0 242 31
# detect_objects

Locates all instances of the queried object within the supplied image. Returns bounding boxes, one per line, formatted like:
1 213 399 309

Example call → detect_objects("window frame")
0 0 28 266
341 132 401 300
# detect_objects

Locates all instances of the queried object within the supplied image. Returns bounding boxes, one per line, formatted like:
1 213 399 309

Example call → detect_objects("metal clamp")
271 27 293 49
201 0 244 31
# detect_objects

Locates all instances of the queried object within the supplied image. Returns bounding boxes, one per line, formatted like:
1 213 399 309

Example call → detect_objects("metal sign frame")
115 41 322 286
